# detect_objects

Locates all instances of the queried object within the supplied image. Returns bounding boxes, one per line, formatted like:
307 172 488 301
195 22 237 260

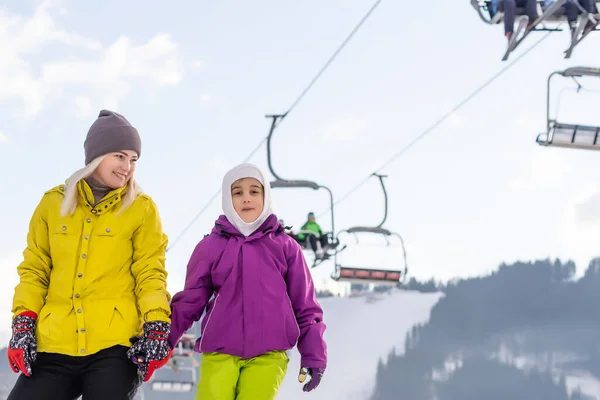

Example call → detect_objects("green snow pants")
195 350 289 400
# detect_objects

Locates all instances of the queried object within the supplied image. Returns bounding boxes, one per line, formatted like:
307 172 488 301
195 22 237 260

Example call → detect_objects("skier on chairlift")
561 0 597 36
294 212 329 259
491 0 539 43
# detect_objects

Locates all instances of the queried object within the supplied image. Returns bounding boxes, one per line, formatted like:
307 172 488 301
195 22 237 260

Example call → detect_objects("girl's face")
92 150 138 189
231 177 264 223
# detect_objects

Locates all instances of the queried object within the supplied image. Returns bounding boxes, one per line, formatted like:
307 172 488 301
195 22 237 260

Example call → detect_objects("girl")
168 162 327 399
7 110 172 400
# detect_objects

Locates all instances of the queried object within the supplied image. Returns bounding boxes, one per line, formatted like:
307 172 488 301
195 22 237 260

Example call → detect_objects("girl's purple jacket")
168 214 327 369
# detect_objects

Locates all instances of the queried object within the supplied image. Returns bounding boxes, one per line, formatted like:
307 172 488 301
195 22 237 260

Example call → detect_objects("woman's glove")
8 311 38 376
127 321 173 382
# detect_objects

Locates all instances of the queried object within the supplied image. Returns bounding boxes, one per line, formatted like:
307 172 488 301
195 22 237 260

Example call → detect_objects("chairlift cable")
284 0 383 117
267 0 384 134
167 0 383 253
317 30 553 219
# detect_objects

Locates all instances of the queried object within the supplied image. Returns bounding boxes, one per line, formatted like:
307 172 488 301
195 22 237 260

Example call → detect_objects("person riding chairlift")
495 0 598 43
560 0 597 36
294 212 329 259
491 0 539 44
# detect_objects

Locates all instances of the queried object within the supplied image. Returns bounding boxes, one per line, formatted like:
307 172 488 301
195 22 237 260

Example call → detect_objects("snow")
564 371 600 399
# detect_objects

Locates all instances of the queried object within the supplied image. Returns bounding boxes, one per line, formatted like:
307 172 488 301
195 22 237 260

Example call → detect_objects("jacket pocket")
90 221 126 264
199 294 220 351
49 221 82 262
92 222 122 237
284 294 301 347
86 299 139 341
114 300 141 338
36 305 67 343
50 221 82 236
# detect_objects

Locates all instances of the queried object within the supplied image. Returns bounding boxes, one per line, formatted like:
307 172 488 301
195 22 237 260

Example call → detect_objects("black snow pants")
565 0 595 24
308 234 329 253
7 345 142 400
503 0 538 34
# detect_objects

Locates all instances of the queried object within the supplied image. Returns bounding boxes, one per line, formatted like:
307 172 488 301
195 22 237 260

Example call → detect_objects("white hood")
221 162 273 237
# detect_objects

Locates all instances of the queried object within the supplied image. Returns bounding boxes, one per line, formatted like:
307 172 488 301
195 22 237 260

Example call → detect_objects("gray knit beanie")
84 109 142 165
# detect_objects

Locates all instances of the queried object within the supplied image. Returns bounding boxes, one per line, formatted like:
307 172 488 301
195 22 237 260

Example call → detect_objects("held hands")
8 311 38 376
298 366 325 392
127 321 173 382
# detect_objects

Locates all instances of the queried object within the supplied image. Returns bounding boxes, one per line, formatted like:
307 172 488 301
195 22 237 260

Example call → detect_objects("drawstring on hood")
221 163 273 237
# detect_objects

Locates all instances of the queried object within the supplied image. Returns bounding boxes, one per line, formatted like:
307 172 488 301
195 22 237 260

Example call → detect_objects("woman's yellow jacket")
11 180 171 357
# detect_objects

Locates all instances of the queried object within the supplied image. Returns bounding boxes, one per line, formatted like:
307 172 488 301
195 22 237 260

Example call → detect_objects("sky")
2 0 600 339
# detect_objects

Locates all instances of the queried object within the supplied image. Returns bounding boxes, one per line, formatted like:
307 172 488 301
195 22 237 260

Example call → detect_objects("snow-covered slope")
276 289 443 400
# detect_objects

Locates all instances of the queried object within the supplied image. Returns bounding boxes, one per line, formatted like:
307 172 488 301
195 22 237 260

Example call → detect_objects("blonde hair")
60 155 141 217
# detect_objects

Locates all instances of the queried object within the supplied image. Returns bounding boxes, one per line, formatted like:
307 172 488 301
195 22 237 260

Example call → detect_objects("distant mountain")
371 257 600 399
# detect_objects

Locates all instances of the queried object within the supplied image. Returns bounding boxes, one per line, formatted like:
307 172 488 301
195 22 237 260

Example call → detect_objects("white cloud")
0 1 185 119
573 188 600 226
0 131 8 144
199 93 212 103
562 183 600 232
560 184 600 274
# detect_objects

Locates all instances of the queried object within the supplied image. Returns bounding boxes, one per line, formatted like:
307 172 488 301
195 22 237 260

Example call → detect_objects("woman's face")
92 150 138 189
231 177 264 223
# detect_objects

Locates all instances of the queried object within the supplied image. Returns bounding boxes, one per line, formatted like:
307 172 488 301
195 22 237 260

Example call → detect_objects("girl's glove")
8 311 38 376
127 321 173 382
298 366 325 392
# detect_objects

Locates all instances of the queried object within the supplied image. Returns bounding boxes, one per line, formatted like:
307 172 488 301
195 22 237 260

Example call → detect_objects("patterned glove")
8 311 38 376
298 366 325 392
127 321 173 382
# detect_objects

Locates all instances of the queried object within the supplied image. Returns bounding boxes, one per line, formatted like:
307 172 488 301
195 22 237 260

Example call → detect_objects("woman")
7 110 172 400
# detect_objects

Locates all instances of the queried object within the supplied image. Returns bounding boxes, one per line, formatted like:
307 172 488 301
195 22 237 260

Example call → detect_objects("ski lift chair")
265 114 343 268
471 0 570 27
536 67 600 150
331 174 408 286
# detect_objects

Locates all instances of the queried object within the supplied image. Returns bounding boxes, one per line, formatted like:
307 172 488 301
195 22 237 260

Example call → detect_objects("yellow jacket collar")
77 179 129 215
